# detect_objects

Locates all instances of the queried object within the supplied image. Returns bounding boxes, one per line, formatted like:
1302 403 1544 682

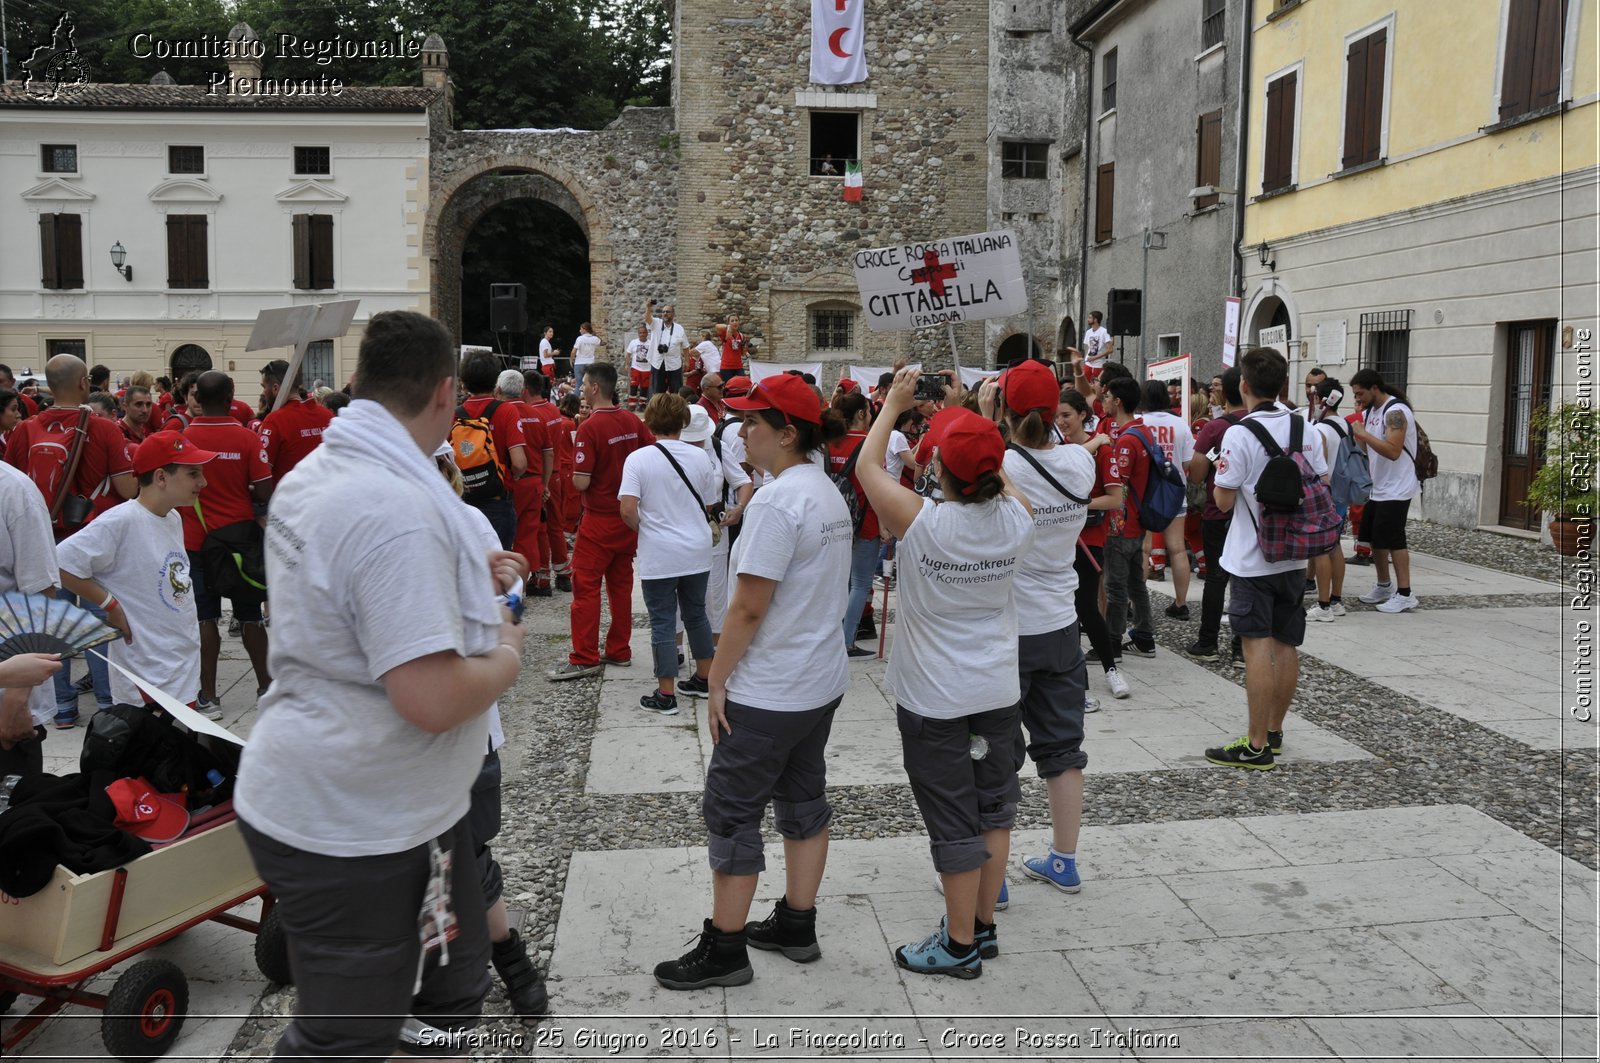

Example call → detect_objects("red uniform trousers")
510 475 544 573
539 474 570 576
568 511 637 666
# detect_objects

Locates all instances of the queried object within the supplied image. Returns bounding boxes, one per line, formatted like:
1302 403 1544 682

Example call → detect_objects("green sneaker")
1267 730 1283 755
1204 735 1275 771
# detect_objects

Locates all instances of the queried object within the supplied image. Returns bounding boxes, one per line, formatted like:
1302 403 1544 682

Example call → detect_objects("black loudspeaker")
1108 288 1143 337
490 283 527 333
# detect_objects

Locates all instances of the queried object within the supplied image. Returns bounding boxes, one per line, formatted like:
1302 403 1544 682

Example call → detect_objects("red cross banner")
851 229 1029 332
811 0 867 85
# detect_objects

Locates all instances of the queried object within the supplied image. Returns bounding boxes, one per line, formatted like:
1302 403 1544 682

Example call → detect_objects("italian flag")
843 161 863 202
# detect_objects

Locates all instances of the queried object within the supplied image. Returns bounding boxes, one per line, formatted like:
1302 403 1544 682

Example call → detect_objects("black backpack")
1244 416 1307 513
829 438 868 534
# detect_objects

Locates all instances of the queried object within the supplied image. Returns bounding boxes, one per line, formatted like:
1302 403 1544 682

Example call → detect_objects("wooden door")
1500 321 1554 529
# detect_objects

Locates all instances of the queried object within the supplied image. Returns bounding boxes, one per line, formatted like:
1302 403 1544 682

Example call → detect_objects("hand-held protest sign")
246 300 360 412
1146 353 1192 412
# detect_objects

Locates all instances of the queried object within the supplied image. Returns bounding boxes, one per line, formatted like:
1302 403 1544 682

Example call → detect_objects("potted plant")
1526 400 1597 556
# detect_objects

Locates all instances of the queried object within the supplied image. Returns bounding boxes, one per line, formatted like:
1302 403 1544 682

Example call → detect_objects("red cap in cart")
106 777 190 843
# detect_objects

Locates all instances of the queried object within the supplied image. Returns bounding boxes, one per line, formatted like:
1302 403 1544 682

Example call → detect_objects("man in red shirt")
1104 376 1156 658
4 354 138 725
120 385 156 444
0 366 39 417
522 370 572 595
183 372 273 711
549 362 654 680
496 368 554 589
161 372 202 431
259 359 335 482
456 351 528 549
698 374 725 422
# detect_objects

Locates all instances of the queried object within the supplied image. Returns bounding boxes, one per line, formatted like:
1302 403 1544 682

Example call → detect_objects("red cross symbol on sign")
910 250 959 298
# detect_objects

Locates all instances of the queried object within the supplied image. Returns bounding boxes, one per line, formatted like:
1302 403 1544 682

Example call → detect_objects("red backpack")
23 406 94 526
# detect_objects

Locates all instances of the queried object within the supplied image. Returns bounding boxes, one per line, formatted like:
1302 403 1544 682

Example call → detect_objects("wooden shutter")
168 215 208 289
292 214 310 289
56 214 83 289
39 214 59 289
310 215 334 290
1530 0 1565 110
1263 72 1296 192
1095 163 1115 242
1361 30 1386 164
1500 0 1538 120
187 216 208 289
1196 111 1222 208
1342 36 1369 167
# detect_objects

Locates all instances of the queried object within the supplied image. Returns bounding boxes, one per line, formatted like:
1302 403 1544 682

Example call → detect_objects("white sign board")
852 229 1027 332
1146 354 1192 415
1316 319 1347 366
1258 324 1288 354
245 299 360 412
1221 296 1242 367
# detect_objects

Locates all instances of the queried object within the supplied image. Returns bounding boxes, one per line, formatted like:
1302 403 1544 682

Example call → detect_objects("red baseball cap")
133 430 218 476
105 777 190 843
837 378 860 393
1003 358 1061 417
724 373 823 425
723 375 753 398
923 407 1005 492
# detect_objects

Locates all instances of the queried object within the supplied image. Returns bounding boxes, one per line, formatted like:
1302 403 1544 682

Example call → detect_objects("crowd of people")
0 297 1429 1052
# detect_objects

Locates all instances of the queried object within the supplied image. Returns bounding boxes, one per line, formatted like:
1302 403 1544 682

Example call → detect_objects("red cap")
106 777 190 843
837 378 860 393
1003 358 1061 417
723 375 753 398
923 407 1005 493
133 430 217 476
723 373 823 425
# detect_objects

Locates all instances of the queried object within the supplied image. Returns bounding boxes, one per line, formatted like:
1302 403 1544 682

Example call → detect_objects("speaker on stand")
489 283 528 364
1107 288 1143 337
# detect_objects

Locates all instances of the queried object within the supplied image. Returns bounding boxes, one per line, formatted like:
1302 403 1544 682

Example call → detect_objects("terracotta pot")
1550 517 1594 557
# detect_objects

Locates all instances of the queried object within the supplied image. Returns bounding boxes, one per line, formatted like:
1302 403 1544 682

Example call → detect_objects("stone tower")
420 33 453 133
672 0 992 368
226 22 261 81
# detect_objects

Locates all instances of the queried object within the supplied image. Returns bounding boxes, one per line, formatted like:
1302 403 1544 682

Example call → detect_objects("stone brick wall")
674 0 991 375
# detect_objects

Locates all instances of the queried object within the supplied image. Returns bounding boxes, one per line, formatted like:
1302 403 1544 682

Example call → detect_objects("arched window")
169 344 212 377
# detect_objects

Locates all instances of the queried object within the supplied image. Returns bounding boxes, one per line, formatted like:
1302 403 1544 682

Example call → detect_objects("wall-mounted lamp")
1188 184 1237 198
109 242 132 282
1257 241 1275 272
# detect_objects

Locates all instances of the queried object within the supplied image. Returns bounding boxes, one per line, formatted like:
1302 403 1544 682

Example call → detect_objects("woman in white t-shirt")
1307 377 1350 622
985 360 1098 900
619 394 719 716
571 323 601 370
1135 378 1196 614
856 367 1035 980
653 374 851 993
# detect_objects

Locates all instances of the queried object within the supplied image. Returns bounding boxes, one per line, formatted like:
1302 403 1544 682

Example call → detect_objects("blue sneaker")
53 709 79 730
940 915 998 959
994 880 1009 911
1022 852 1082 894
894 926 982 979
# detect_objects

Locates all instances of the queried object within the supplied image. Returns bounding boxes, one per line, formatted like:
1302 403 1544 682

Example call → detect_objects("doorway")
1499 320 1555 530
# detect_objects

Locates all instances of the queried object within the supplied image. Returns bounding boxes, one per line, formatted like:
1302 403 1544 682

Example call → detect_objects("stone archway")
169 343 212 376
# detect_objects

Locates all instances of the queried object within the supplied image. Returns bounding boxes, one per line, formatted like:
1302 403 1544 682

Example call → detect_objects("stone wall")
425 106 679 364
674 0 991 371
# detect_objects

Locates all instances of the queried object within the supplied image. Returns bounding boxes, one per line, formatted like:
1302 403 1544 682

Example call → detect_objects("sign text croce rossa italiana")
852 229 1027 332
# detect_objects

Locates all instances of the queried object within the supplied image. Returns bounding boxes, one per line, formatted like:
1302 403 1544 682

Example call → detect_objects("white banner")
959 366 999 389
811 0 867 85
1146 354 1192 415
748 361 823 384
1221 296 1241 368
847 364 920 387
853 229 1028 332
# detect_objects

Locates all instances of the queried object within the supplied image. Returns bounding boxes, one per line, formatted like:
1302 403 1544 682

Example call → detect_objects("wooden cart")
0 805 288 1061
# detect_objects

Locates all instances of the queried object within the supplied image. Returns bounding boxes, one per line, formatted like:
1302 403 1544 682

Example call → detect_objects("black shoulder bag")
655 443 721 545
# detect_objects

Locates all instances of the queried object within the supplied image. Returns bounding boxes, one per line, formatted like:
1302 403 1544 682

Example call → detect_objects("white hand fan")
0 591 121 662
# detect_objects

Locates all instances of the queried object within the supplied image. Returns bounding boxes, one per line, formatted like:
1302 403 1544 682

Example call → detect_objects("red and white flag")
811 0 867 85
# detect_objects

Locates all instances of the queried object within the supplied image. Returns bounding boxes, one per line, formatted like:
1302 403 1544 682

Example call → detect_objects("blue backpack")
1322 418 1372 508
1122 426 1187 529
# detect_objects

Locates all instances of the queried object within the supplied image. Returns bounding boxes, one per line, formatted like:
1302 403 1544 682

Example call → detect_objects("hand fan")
0 591 121 662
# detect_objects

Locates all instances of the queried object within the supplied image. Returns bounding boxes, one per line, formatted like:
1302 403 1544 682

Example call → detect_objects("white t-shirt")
618 440 719 580
703 430 752 509
646 316 687 371
539 337 555 367
57 501 200 709
888 496 1035 719
1214 409 1331 578
572 333 601 368
1003 444 1094 636
1082 325 1112 359
234 448 492 857
886 429 914 482
462 503 505 755
724 462 851 712
694 340 719 375
1137 410 1195 468
0 462 61 726
628 339 651 374
1365 398 1419 502
1312 417 1346 475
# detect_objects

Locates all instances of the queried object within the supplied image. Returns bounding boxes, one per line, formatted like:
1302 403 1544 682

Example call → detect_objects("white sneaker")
1376 592 1419 613
1105 667 1131 700
1330 600 1347 617
1358 582 1395 604
1306 604 1336 623
1084 694 1101 714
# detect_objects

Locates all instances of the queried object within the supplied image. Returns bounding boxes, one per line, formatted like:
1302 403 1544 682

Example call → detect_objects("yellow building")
1238 0 1597 531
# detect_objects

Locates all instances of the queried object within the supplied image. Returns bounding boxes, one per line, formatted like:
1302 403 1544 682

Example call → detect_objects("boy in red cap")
57 431 218 717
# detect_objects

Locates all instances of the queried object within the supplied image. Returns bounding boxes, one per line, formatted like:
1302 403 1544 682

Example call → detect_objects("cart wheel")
101 958 187 1062
254 905 293 986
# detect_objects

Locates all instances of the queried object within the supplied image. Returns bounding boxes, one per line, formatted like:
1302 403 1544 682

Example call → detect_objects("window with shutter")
1500 0 1567 121
1201 0 1226 51
1195 111 1222 208
292 214 311 289
167 215 208 289
38 213 83 290
1262 71 1297 193
1095 163 1115 243
1102 50 1117 112
1342 29 1387 168
311 215 335 290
